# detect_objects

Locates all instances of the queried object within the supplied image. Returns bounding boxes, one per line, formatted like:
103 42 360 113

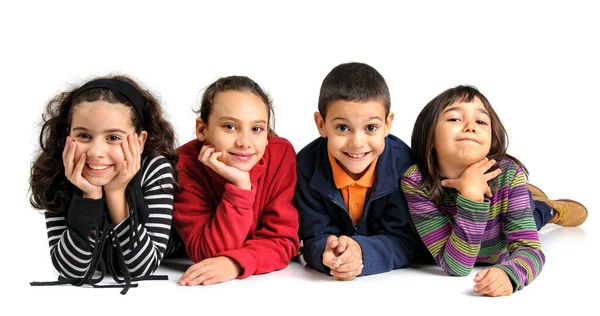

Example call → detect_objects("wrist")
83 191 103 200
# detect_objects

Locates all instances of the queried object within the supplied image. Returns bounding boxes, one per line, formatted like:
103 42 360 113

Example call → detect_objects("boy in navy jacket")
295 62 427 280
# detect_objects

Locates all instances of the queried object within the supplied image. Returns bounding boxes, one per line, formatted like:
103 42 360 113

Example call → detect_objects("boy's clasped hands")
323 235 363 281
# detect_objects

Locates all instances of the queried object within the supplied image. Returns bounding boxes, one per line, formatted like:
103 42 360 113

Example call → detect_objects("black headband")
71 79 146 125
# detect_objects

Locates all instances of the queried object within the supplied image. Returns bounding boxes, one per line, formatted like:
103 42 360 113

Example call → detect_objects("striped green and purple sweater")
401 158 545 291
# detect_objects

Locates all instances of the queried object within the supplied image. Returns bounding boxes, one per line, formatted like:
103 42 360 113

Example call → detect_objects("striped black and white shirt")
44 155 175 280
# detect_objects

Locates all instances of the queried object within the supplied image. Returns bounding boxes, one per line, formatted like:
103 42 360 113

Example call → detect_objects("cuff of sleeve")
219 248 257 279
305 237 330 274
456 194 490 221
113 215 132 245
67 193 106 239
222 182 256 209
494 264 521 293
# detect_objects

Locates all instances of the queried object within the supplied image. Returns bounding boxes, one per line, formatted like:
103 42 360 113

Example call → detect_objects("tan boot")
527 183 548 199
539 198 588 227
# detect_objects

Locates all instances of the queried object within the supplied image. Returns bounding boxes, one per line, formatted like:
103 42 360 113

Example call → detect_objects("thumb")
441 179 457 188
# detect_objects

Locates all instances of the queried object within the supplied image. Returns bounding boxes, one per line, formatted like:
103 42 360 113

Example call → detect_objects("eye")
366 125 378 132
76 133 91 140
252 126 265 133
476 120 489 125
223 123 237 131
336 125 350 132
107 135 122 142
447 118 460 122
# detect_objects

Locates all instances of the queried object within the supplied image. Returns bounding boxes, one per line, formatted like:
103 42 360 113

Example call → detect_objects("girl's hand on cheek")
104 133 142 194
198 145 251 190
62 136 102 199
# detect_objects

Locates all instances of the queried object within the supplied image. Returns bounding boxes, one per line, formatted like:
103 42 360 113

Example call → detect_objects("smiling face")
69 100 146 186
196 90 269 172
315 100 393 180
434 96 492 176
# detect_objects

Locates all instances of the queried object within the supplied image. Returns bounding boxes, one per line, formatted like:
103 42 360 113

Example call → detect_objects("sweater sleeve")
492 169 545 291
401 165 489 276
173 160 255 263
219 146 301 278
295 171 343 275
46 193 106 279
112 155 175 278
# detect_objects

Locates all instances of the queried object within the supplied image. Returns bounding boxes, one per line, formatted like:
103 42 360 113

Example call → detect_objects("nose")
235 131 251 148
349 131 365 148
85 139 107 158
463 121 477 133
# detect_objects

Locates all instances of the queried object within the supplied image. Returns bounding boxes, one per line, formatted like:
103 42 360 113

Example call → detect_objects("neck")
437 160 465 179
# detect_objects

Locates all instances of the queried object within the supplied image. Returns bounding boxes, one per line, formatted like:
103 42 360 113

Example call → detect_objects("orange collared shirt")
328 150 378 226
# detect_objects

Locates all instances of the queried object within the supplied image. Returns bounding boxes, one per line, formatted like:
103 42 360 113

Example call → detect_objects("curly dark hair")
29 74 179 213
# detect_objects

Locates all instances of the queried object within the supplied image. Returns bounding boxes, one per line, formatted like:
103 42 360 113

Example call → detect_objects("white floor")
7 205 598 316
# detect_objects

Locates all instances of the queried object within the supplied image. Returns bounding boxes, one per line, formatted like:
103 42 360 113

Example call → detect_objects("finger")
122 136 133 165
440 179 456 188
73 152 86 178
473 268 489 282
472 158 491 169
337 249 360 266
62 136 72 162
201 276 222 286
198 145 215 163
486 283 507 297
336 235 350 254
331 265 363 280
189 270 215 286
64 140 77 176
474 274 499 294
485 186 493 198
481 159 496 171
484 168 502 182
326 235 338 249
179 262 205 284
333 256 362 272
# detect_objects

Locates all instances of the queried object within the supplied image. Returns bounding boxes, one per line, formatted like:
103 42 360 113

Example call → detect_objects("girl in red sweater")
173 76 300 286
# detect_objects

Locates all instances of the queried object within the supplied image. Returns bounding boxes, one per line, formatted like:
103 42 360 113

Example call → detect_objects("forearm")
105 190 129 224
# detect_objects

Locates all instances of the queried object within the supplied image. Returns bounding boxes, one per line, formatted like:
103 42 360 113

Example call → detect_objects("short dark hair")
318 62 391 119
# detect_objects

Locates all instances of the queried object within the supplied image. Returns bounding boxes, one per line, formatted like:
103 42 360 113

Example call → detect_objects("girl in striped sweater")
29 75 178 294
401 85 585 297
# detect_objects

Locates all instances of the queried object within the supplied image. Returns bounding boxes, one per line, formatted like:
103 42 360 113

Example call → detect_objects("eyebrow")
330 116 383 122
218 116 267 125
442 106 490 117
72 127 128 134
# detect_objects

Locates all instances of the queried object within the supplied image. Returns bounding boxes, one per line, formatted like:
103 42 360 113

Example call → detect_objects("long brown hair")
29 75 179 213
411 85 527 205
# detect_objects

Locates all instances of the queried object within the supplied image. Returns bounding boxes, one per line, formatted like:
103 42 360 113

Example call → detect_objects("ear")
196 117 207 142
314 112 327 138
138 131 148 152
384 112 395 136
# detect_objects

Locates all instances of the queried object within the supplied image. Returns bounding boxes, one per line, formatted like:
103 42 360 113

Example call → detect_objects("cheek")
107 146 126 163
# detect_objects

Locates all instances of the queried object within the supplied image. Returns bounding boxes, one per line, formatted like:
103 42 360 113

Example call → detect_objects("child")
295 62 428 281
401 85 587 297
173 76 300 286
29 75 178 294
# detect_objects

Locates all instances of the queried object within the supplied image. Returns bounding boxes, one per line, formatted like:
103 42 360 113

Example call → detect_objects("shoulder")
496 157 526 186
143 154 173 171
402 164 422 182
296 137 326 178
381 134 413 174
177 139 202 161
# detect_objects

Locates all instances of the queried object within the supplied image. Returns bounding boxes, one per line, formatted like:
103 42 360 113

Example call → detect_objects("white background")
1 0 598 315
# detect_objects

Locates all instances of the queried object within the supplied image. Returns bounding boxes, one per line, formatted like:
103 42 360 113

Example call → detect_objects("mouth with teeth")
343 151 371 161
85 163 112 174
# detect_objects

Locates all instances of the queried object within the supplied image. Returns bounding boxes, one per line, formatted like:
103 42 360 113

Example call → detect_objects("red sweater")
173 136 300 278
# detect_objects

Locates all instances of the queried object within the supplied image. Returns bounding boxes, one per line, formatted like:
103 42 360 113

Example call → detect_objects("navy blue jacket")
295 135 427 276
